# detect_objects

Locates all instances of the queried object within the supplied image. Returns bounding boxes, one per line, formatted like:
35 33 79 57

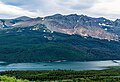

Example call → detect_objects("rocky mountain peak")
0 14 119 41
15 16 31 21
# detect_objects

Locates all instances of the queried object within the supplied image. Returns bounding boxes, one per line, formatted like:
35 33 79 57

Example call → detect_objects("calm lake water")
0 60 120 71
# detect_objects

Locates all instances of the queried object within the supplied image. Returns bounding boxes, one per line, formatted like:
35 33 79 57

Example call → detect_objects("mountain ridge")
0 14 120 41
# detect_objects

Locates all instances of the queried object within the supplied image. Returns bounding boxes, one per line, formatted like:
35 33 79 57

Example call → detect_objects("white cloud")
0 1 39 18
57 0 97 10
0 0 120 20
82 0 120 20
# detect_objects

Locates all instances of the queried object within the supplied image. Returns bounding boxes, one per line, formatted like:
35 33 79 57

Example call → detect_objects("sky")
0 0 120 20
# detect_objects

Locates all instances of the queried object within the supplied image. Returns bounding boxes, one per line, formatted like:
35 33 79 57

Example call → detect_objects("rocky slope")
0 14 120 41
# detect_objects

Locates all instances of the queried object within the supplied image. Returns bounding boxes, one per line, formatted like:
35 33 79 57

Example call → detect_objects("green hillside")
0 25 120 63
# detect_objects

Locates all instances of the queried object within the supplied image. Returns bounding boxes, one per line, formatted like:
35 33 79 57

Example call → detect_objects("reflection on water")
0 60 119 71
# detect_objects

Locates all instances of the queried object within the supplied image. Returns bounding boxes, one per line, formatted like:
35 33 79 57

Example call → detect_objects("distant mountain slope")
15 16 32 21
0 14 119 41
0 14 120 63
0 25 119 63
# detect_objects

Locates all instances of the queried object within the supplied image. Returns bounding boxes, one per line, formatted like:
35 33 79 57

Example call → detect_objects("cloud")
0 0 62 17
0 0 120 20
84 0 120 20
57 0 97 10
0 1 39 18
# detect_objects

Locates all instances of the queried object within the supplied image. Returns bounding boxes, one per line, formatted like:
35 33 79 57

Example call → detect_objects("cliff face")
0 14 119 41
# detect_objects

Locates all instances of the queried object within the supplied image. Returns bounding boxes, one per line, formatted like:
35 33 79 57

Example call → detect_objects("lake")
0 60 120 71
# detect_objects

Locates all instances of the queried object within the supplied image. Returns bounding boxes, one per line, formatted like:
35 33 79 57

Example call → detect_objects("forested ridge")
0 25 120 63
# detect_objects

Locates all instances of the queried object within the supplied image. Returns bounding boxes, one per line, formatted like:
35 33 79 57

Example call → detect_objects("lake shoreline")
0 60 119 71
0 66 120 81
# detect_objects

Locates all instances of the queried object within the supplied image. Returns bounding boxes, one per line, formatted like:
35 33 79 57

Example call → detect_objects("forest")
0 25 120 63
0 66 120 82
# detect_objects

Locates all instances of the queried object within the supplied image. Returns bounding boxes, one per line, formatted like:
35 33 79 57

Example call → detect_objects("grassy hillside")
0 25 120 62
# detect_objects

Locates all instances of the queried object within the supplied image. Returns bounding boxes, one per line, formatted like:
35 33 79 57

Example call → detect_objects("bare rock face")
42 14 118 41
0 14 119 41
45 21 118 40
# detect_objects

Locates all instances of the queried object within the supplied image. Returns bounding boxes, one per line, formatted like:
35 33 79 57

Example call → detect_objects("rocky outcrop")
0 14 119 41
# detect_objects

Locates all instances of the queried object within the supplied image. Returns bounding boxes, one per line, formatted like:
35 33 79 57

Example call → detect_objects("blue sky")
0 0 120 20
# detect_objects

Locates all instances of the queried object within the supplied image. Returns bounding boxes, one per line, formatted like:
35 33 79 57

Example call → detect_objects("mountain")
0 24 120 63
15 16 32 21
0 14 120 63
0 14 119 41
